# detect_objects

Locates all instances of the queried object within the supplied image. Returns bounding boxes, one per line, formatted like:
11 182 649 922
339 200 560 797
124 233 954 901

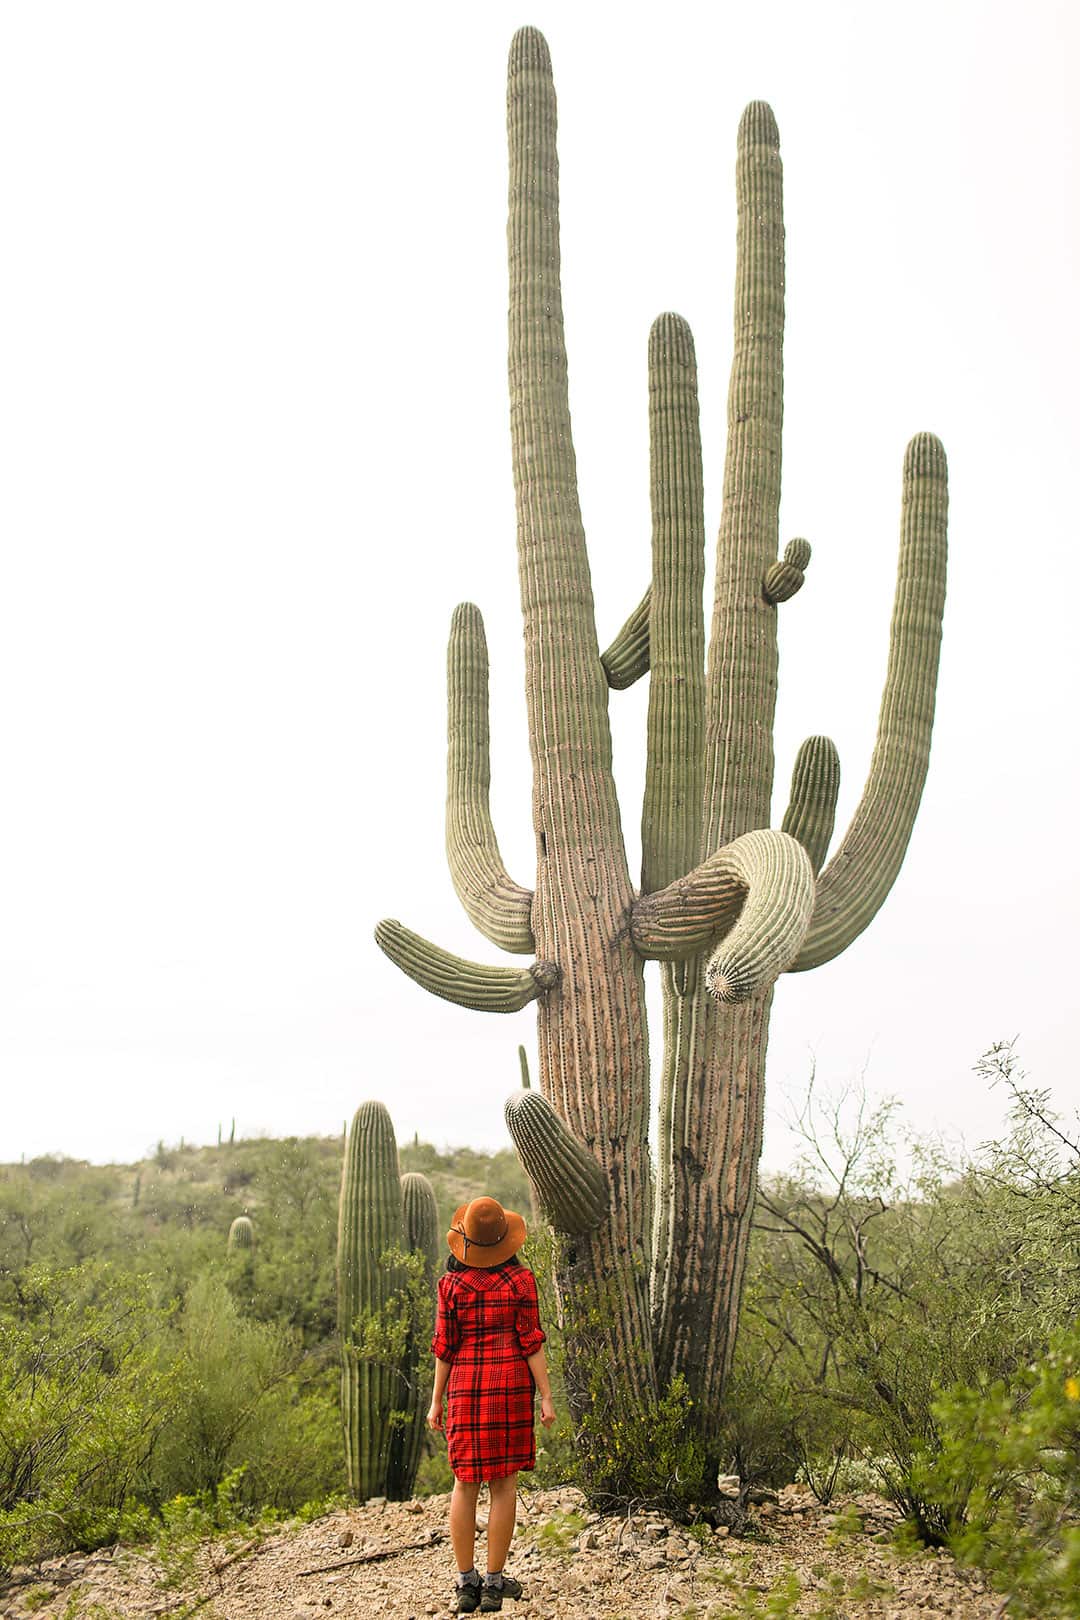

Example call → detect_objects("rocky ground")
0 1484 1003 1620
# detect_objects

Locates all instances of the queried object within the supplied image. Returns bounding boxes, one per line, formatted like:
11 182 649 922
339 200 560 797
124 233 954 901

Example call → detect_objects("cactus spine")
337 1103 439 1501
376 30 947 1486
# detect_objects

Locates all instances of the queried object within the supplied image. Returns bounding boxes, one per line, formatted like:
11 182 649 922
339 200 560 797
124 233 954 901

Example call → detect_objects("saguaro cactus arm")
781 735 841 876
446 602 535 954
600 589 651 688
504 1088 609 1234
374 920 558 1012
790 433 948 971
764 537 811 603
631 829 815 1000
642 312 706 898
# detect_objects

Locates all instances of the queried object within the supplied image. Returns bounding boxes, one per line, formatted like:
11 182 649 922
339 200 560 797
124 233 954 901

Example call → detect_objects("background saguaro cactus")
376 28 947 1489
337 1102 440 1501
385 1171 440 1500
227 1213 254 1251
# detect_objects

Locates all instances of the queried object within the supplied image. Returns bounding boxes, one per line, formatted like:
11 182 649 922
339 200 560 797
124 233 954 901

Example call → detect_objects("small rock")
338 1529 354 1549
717 1474 740 1495
476 1516 488 1531
406 1500 425 1514
714 1524 730 1538
368 1495 388 1509
577 1529 599 1550
426 1607 439 1616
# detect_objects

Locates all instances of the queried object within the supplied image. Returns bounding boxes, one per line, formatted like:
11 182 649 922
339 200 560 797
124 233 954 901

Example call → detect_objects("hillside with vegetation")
0 1046 1077 1616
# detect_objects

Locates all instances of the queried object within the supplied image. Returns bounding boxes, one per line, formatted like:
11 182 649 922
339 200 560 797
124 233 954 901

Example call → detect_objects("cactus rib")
446 601 535 953
374 920 557 1012
790 434 948 971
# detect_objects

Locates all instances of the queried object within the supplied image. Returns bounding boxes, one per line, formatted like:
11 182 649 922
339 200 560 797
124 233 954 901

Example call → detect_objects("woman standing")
427 1196 556 1614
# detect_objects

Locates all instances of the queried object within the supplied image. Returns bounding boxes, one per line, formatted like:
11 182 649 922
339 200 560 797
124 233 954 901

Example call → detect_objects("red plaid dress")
430 1259 547 1482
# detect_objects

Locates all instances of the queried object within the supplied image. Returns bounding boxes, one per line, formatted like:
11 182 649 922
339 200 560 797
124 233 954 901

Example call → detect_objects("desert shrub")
146 1272 304 1502
0 1264 174 1568
745 1047 1080 1541
913 1319 1080 1616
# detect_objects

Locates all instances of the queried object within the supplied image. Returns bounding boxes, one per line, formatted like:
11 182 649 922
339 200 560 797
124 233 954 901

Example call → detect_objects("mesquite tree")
376 28 947 1482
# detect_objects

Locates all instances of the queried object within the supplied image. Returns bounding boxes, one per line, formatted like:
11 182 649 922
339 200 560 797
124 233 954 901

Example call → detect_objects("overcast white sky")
1 1 1076 1172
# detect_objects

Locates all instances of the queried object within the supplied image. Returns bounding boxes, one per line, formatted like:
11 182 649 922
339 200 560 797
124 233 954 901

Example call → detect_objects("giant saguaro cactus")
376 29 947 1484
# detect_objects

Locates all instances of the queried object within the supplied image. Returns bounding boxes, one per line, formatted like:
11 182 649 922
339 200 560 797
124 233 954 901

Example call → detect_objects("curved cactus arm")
600 588 650 689
789 433 948 972
781 735 841 876
375 920 558 1013
446 602 535 954
763 537 811 604
632 828 808 954
504 1088 609 1234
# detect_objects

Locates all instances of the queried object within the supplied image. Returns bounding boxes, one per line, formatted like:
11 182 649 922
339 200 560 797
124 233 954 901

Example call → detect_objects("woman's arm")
527 1346 557 1427
427 1356 452 1430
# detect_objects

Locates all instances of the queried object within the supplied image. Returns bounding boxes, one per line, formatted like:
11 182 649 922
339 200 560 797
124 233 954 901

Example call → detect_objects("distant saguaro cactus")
385 1172 440 1500
338 1103 439 1501
227 1214 254 1251
376 29 947 1487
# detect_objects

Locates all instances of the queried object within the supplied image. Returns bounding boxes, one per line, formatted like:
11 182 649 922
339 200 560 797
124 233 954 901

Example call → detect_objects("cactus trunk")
385 1172 440 1500
337 1102 405 1501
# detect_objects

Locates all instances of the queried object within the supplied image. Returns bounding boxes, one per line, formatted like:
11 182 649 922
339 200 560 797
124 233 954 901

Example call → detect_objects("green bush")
147 1272 304 1502
914 1319 1080 1617
0 1264 174 1568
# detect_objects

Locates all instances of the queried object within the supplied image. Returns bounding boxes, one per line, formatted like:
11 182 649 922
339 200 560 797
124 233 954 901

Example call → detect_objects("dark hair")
445 1253 520 1273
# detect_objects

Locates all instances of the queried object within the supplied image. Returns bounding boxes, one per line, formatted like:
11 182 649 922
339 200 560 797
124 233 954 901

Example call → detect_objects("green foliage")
736 1052 1080 1540
573 1367 706 1511
0 1264 174 1570
530 1508 586 1555
120 1464 274 1619
147 1273 311 1504
913 1319 1080 1617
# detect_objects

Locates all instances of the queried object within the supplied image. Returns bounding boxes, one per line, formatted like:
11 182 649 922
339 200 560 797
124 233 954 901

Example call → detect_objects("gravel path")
1 1484 1002 1620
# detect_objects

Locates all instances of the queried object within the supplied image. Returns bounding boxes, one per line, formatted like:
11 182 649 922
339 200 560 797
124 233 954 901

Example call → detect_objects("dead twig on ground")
298 1531 444 1577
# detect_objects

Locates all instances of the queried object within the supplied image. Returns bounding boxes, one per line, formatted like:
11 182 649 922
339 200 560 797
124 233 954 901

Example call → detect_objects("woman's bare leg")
450 1478 482 1572
485 1473 518 1574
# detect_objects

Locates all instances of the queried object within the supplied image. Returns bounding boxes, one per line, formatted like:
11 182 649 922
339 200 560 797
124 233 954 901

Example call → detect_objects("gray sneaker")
454 1576 482 1614
480 1575 523 1613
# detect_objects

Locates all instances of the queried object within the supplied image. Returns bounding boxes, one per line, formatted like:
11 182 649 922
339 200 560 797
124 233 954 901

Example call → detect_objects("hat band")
453 1219 509 1259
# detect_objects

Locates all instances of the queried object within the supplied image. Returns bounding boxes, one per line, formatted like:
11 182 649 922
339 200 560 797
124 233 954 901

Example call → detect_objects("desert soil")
1 1484 1002 1620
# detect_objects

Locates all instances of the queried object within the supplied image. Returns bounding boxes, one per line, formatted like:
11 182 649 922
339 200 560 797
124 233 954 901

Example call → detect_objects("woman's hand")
427 1398 444 1432
539 1395 556 1429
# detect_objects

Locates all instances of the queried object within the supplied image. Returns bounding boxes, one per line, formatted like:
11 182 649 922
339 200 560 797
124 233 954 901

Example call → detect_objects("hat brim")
447 1201 528 1267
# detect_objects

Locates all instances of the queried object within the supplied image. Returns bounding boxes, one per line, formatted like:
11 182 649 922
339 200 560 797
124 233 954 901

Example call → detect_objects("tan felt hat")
447 1196 527 1267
